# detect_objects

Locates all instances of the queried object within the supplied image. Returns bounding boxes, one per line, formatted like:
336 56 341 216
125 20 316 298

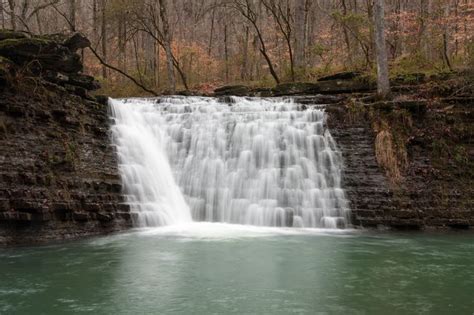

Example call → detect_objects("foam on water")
110 96 350 228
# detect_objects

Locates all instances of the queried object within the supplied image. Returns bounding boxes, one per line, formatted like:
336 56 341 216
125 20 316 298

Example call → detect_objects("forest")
1 0 473 96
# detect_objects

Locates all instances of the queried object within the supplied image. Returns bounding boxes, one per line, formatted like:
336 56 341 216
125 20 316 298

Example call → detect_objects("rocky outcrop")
0 31 131 246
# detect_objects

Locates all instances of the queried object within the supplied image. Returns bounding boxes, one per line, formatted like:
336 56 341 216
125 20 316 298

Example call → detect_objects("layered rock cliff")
0 31 131 246
326 73 474 230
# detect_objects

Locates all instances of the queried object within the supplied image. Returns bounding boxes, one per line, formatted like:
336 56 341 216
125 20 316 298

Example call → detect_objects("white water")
110 97 350 228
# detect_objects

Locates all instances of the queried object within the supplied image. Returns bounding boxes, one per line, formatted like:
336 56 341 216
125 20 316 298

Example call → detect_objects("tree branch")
88 45 159 96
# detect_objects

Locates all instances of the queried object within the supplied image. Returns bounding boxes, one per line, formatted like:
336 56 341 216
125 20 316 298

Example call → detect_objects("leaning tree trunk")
158 0 176 93
373 0 390 98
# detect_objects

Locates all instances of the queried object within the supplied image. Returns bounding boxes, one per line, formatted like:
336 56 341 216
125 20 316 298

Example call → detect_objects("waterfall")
110 97 350 228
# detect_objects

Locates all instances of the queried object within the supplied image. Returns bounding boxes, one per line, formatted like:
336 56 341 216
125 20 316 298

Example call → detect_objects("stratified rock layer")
0 31 131 245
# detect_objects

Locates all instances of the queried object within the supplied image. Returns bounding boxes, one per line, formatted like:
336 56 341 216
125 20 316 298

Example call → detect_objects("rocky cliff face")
326 74 473 230
0 31 131 246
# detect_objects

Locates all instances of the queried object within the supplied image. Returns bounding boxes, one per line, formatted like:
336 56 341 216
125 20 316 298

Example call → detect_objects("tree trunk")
224 24 229 83
0 2 4 29
68 0 76 32
341 0 353 66
374 0 390 98
100 0 107 78
156 42 160 87
118 14 126 72
208 2 216 56
92 0 98 36
7 0 16 30
241 26 249 80
158 0 176 93
294 0 306 69
19 0 29 31
443 2 453 70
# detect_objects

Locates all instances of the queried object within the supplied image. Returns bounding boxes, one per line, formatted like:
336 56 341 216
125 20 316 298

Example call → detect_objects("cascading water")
110 97 350 228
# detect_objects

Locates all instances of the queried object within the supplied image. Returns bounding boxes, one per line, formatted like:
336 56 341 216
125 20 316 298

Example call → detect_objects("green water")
1 223 473 314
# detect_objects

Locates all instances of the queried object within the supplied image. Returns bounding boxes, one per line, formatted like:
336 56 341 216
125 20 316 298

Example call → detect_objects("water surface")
1 223 473 314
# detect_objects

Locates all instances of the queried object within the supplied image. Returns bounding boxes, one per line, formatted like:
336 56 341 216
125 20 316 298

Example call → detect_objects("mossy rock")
317 71 362 82
0 37 57 56
0 30 28 41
